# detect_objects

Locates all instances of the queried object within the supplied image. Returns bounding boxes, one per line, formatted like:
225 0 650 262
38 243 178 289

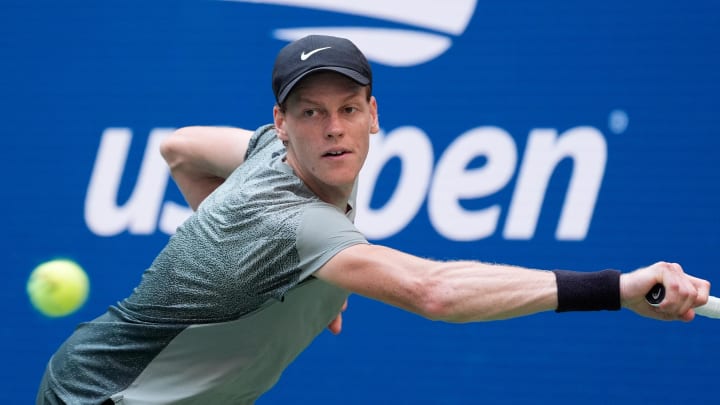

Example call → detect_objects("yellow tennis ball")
27 259 90 317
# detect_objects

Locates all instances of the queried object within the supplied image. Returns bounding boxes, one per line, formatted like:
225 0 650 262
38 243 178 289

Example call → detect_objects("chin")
325 173 358 189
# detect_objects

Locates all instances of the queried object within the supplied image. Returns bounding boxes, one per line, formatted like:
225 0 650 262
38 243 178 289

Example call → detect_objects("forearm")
318 245 558 322
173 175 225 211
422 261 557 322
160 126 253 210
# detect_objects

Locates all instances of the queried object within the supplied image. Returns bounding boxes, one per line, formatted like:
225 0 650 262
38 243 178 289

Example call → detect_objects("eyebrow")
295 88 364 106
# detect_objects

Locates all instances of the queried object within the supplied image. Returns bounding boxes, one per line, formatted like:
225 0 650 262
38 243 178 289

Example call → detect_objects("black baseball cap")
272 35 372 104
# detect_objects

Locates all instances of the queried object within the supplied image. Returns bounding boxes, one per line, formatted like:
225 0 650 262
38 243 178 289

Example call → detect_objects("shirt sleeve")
295 203 368 281
244 124 278 161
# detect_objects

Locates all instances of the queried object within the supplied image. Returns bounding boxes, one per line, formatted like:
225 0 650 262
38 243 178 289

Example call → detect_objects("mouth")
323 149 350 158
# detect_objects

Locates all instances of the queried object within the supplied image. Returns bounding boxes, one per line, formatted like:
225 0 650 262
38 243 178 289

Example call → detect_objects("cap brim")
277 66 370 104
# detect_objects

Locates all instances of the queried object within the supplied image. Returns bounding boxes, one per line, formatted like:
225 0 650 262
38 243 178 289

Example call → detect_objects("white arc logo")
300 46 331 60
222 0 478 66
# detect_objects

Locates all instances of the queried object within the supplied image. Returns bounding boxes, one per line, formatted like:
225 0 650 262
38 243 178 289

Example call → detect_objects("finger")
689 275 711 307
677 277 698 317
660 263 703 319
678 308 696 322
657 263 689 314
327 313 343 335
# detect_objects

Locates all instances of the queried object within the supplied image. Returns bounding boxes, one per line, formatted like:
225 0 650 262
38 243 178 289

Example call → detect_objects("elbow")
160 127 194 170
414 278 457 322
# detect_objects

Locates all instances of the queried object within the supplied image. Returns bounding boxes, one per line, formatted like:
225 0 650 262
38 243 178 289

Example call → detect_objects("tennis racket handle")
645 283 666 305
646 283 720 318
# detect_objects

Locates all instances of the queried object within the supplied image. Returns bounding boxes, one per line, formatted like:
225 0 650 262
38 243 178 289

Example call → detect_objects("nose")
325 112 344 139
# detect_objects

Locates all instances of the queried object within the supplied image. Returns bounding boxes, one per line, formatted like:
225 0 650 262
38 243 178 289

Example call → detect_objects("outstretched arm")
316 244 556 322
160 126 254 210
315 244 711 322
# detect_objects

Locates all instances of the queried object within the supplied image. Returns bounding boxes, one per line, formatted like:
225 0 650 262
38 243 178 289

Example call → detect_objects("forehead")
287 71 364 102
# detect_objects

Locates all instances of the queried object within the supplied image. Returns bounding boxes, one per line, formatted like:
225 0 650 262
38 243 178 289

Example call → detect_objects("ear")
369 96 380 134
273 105 289 142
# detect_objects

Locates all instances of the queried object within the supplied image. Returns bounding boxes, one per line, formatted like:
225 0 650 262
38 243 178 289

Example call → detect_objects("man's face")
274 71 379 203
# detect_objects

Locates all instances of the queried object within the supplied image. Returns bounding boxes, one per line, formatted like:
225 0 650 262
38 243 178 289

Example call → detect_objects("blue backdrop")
3 1 719 403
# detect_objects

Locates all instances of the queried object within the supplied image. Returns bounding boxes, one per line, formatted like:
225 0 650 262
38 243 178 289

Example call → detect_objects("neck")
320 191 353 212
284 156 354 211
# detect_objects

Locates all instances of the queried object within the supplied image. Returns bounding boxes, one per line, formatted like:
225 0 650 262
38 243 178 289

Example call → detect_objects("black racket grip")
646 283 665 305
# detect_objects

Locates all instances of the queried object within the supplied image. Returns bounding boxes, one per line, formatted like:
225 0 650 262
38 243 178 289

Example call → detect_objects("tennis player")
37 35 710 405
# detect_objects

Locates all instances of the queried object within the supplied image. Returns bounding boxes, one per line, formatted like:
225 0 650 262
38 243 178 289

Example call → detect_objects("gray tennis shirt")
41 124 368 404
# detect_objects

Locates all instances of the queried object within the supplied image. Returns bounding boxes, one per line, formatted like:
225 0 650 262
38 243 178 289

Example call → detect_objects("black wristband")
553 270 621 312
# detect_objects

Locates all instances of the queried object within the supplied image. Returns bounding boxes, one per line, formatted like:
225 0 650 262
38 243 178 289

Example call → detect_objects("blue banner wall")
3 1 719 403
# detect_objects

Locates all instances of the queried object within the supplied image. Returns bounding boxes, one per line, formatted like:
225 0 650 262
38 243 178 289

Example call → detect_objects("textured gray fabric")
38 125 367 404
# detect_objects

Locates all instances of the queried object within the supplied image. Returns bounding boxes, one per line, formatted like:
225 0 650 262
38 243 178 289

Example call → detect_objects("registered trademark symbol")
608 109 629 134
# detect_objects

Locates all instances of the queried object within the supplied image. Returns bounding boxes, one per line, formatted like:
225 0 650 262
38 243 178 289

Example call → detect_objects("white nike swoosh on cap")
300 46 332 60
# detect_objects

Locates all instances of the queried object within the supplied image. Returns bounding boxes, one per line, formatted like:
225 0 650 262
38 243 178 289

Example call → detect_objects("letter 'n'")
504 127 607 240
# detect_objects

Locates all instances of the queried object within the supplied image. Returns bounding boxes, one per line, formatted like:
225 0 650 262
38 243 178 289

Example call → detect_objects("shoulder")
297 203 365 242
291 202 368 280
245 124 281 159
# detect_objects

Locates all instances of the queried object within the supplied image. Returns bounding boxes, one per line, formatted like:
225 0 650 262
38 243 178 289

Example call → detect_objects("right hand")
620 261 710 321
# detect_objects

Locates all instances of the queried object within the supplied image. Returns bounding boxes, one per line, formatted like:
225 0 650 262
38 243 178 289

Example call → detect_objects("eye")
343 106 358 114
303 109 316 118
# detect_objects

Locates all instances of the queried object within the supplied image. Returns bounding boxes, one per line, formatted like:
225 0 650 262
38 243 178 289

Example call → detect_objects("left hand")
327 299 348 334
